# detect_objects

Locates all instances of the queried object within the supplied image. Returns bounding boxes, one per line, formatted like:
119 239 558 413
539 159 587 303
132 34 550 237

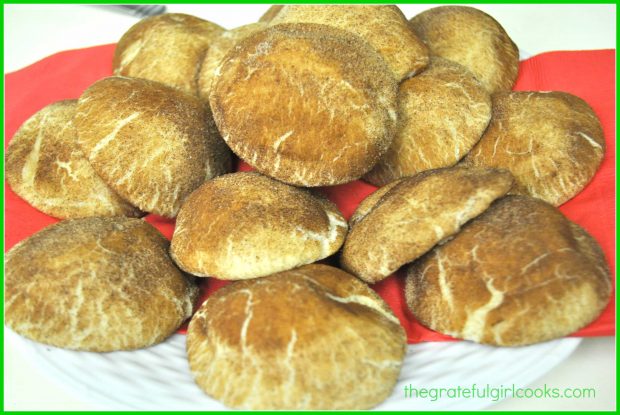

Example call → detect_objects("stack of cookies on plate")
5 5 611 410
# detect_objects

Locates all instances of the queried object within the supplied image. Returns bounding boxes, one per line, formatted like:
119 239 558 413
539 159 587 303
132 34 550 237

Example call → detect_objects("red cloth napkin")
5 46 615 343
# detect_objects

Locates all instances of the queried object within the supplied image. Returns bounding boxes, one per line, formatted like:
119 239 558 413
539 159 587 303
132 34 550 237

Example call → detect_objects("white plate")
7 329 580 410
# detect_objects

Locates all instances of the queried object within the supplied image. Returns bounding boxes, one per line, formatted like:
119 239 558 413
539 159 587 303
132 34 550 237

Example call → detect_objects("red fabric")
5 46 615 343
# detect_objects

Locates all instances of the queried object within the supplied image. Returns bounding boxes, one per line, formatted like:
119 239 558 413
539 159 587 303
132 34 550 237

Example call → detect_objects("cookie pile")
5 5 611 410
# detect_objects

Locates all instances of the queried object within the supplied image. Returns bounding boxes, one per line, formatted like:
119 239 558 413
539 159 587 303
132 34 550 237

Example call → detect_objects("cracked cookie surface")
197 22 267 100
270 5 429 80
342 167 513 283
74 76 231 218
462 91 605 206
405 195 611 346
186 264 406 409
210 23 398 186
113 13 224 95
5 217 198 352
171 172 347 280
410 5 519 94
365 57 491 186
6 100 141 219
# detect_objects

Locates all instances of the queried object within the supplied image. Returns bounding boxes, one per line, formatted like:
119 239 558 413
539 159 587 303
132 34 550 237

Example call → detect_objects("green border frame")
1 1 617 414
2 1 619 6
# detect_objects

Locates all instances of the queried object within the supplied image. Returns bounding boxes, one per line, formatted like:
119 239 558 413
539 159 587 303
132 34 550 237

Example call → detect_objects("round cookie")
210 23 398 186
405 195 611 346
462 91 605 206
197 22 267 100
5 217 198 352
341 167 514 283
187 264 406 410
365 57 492 186
171 172 347 280
6 100 141 219
113 13 225 94
270 5 429 80
259 5 284 22
74 76 231 218
410 6 519 94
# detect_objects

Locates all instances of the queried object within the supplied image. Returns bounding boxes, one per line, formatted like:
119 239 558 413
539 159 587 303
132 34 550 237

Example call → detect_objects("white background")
3 3 616 411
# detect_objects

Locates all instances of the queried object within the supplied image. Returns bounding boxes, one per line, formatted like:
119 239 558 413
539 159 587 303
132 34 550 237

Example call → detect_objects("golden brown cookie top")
187 264 405 409
6 100 141 219
405 195 611 346
5 217 198 351
463 91 605 206
74 76 231 218
365 57 492 186
410 6 519 94
271 5 429 80
341 166 514 283
170 172 347 280
210 23 398 186
197 22 267 100
113 13 225 94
